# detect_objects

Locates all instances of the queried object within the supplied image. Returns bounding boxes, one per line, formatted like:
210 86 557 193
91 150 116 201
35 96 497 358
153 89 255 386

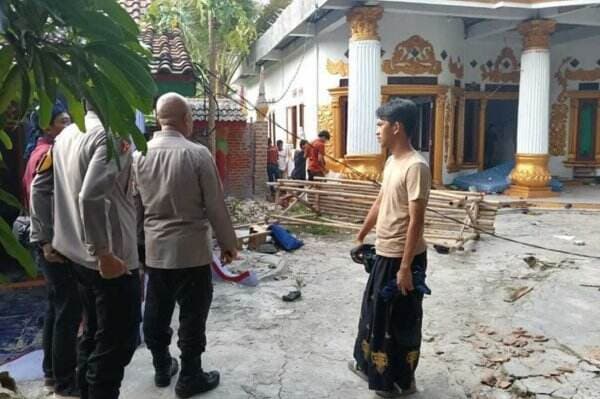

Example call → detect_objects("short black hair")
376 99 417 137
299 139 308 147
318 130 330 140
276 139 283 145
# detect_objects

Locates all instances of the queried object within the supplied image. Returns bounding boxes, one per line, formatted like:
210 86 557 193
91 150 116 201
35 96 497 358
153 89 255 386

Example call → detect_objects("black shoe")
53 385 81 399
175 370 220 398
154 357 179 388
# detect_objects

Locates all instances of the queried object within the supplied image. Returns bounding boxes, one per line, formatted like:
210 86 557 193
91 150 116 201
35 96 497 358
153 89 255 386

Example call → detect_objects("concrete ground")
16 207 600 399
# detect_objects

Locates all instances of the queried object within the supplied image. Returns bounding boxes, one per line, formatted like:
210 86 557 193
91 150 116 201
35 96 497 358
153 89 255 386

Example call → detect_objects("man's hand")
397 267 414 296
98 254 129 279
42 243 65 264
221 249 238 265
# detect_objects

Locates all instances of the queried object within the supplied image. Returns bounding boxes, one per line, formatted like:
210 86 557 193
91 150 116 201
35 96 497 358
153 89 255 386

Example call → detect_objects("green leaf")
75 11 136 44
0 46 15 83
0 217 36 277
0 65 21 113
94 58 152 111
0 129 12 150
0 274 9 284
0 188 21 209
61 85 85 131
95 0 139 37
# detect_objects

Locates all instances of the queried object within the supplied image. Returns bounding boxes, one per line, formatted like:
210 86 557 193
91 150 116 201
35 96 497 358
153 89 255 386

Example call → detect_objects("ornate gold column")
343 6 384 181
507 20 557 198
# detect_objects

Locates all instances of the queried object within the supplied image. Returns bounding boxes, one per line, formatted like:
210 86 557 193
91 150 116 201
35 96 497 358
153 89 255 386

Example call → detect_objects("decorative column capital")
346 6 383 41
518 19 556 51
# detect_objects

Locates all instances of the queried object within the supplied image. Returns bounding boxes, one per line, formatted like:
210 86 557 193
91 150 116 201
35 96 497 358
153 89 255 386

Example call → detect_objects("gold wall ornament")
326 59 349 77
382 35 442 76
565 67 600 82
346 6 383 41
448 56 464 79
342 154 384 182
370 351 389 375
506 154 556 198
518 19 556 51
549 58 570 156
480 47 520 83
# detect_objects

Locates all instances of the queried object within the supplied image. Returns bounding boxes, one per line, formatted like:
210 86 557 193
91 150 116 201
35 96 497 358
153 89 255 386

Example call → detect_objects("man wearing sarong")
350 99 431 398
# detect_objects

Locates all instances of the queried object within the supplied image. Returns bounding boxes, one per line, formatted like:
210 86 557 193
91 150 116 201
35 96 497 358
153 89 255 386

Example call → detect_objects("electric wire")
196 66 600 261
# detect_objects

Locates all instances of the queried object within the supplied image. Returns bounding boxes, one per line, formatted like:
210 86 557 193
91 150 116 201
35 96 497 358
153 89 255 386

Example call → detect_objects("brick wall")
252 121 269 197
189 121 268 198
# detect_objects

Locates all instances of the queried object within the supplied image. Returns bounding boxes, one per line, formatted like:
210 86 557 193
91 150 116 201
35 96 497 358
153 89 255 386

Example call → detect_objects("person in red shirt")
306 130 330 180
267 138 280 195
22 109 71 209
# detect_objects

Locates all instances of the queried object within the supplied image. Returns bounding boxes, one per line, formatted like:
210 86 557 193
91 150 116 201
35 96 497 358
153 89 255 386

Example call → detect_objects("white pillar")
345 6 383 156
507 19 557 198
347 40 381 155
516 50 551 154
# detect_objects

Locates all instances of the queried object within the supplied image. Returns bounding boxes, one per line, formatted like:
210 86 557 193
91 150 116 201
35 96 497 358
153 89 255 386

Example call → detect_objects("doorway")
388 95 436 164
484 99 518 169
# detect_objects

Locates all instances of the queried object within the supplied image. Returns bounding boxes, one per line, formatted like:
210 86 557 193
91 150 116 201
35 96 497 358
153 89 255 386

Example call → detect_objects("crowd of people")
19 95 431 399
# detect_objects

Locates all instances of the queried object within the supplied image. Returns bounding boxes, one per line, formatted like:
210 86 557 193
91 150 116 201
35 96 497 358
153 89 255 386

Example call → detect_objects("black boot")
152 349 179 388
175 356 220 398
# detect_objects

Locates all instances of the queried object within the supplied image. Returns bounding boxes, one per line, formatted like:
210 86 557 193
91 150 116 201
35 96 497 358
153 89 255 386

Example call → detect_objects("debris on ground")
504 286 534 303
227 198 277 225
282 291 301 302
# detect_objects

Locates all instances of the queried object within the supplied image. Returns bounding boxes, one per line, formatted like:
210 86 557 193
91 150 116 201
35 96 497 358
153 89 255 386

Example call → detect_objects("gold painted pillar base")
341 154 384 182
506 154 557 198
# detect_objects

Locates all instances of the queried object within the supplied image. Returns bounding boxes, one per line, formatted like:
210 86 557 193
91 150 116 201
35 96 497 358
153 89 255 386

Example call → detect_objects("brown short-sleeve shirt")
375 151 431 258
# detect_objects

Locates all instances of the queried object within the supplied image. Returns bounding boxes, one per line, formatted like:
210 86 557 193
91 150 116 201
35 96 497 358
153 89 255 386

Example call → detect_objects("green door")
577 99 597 161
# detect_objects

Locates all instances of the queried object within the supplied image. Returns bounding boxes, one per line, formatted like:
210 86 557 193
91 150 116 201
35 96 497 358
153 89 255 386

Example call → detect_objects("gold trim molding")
510 154 552 187
448 56 464 79
518 19 556 51
481 47 520 83
565 67 600 82
347 6 383 41
318 104 345 174
342 154 384 182
549 58 570 156
326 59 349 77
382 35 442 76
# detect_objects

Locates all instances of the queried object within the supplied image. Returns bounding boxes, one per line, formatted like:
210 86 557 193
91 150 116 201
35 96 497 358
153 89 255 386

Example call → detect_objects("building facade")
236 0 600 197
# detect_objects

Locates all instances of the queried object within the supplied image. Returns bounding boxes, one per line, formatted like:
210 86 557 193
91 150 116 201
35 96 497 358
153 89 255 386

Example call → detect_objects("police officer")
133 93 237 398
30 102 140 399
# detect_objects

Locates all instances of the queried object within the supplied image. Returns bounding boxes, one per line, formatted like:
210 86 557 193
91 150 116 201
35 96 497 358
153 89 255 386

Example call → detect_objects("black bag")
350 244 377 274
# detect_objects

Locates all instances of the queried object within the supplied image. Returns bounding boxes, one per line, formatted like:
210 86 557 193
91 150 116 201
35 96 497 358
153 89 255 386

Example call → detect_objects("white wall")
241 10 600 181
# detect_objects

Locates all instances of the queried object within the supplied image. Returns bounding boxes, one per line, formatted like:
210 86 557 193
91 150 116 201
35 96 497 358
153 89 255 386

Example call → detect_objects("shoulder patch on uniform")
36 148 53 174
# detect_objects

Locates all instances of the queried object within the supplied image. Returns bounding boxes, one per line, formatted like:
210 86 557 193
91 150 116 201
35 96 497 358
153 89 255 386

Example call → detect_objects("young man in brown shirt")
350 99 431 398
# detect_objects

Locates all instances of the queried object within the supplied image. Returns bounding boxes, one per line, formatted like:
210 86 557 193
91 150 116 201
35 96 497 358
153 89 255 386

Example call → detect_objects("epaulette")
36 147 53 174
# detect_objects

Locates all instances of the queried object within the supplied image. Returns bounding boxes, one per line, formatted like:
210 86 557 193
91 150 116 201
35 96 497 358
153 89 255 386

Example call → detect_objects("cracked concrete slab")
13 210 600 399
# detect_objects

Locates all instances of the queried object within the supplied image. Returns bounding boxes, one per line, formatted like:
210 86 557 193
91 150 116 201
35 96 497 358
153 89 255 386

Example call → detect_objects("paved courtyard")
16 206 600 399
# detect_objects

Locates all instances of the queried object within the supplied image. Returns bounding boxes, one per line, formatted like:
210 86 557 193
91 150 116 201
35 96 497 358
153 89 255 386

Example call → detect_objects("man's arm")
397 163 431 295
198 149 238 263
79 133 118 257
356 191 382 244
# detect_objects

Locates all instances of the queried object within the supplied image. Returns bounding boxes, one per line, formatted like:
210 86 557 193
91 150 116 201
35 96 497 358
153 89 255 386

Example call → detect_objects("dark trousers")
267 164 280 194
353 253 427 391
74 264 141 399
307 170 324 181
143 266 213 367
36 249 81 392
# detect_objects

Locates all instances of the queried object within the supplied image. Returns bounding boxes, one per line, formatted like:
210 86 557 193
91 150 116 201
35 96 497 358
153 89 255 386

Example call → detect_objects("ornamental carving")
565 67 600 82
550 62 600 156
382 35 442 76
549 58 570 156
510 154 552 187
518 19 556 50
448 56 464 79
326 59 349 77
347 6 383 41
480 47 520 83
